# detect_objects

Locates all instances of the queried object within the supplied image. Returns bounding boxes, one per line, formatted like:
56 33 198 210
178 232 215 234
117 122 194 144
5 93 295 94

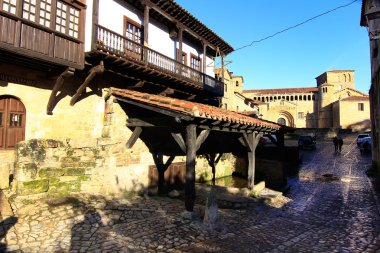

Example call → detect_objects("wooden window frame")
0 0 18 15
358 103 364 111
123 16 143 44
190 53 201 71
298 112 304 119
176 49 187 65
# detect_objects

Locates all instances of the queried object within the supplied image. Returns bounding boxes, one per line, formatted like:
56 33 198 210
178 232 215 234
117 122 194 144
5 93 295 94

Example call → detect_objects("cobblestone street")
1 135 380 253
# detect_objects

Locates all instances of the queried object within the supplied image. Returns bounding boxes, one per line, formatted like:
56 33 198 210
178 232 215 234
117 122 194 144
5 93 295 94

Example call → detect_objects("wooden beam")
70 61 104 106
185 124 197 212
126 127 142 149
195 129 210 151
171 132 186 153
47 67 75 115
143 4 150 46
247 132 262 189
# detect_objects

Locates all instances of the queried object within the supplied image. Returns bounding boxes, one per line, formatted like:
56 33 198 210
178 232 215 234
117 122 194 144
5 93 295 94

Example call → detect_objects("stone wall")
13 137 154 196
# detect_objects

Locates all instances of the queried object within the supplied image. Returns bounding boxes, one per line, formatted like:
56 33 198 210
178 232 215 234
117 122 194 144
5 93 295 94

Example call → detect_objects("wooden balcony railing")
0 10 84 69
95 25 224 96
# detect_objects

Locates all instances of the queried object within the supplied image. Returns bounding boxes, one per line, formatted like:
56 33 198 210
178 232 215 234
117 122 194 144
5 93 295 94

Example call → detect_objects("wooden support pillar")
152 153 175 195
206 153 222 186
241 132 262 189
143 4 150 46
202 41 207 74
185 124 196 211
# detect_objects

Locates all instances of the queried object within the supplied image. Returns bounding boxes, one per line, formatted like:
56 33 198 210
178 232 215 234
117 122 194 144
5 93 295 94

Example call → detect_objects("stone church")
242 70 370 130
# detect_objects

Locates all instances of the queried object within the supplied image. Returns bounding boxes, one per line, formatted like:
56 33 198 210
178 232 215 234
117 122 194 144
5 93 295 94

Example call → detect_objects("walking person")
333 137 338 152
338 137 343 153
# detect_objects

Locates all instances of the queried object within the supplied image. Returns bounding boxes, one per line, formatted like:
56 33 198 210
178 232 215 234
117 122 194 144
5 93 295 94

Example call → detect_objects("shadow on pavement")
0 216 18 252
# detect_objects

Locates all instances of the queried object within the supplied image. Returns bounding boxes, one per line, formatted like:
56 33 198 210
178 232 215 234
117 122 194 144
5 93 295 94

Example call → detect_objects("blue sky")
175 0 370 93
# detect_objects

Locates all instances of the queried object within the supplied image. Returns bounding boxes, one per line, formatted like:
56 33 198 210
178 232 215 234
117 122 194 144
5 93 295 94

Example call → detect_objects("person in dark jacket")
333 137 338 152
338 137 343 153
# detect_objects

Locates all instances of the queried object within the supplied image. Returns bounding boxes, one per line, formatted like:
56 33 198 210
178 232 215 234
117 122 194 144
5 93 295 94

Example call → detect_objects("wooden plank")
185 124 196 212
195 129 210 151
47 67 75 115
171 132 186 153
70 61 104 106
126 127 142 149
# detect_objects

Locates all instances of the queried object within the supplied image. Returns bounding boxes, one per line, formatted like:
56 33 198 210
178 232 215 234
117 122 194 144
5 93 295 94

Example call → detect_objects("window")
9 113 22 127
298 112 304 119
23 0 37 22
236 81 239 87
124 17 142 55
39 0 52 28
2 0 17 14
224 103 227 109
190 54 201 71
358 103 364 111
224 84 227 92
176 49 187 65
236 106 239 112
55 1 80 38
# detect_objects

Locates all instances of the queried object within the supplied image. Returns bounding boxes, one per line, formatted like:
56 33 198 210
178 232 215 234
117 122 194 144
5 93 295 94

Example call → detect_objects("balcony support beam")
70 61 104 106
47 67 75 115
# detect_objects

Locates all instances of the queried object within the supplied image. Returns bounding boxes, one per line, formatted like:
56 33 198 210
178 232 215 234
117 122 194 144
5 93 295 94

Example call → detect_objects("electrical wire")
232 0 360 53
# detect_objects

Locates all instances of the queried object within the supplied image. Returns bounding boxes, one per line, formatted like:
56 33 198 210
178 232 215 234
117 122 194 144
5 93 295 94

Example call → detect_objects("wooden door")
0 97 26 149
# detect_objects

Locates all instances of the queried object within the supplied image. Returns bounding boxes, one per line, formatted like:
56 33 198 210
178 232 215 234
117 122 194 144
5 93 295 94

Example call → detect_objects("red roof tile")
340 96 369 101
110 88 280 130
244 87 318 95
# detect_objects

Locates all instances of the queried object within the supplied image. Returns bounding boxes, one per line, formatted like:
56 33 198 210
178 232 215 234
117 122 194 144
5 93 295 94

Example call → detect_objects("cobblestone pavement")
1 135 380 252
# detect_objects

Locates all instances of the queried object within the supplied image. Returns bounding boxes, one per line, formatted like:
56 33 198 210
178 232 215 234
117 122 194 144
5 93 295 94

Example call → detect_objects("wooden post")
92 0 100 50
185 124 197 211
247 132 262 189
143 4 150 46
202 41 207 74
152 153 175 195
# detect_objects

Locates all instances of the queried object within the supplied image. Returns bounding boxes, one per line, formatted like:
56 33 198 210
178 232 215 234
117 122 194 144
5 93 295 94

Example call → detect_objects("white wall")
92 0 215 76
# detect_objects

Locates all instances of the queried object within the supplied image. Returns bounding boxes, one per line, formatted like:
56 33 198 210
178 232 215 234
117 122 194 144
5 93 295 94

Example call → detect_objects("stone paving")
1 135 380 252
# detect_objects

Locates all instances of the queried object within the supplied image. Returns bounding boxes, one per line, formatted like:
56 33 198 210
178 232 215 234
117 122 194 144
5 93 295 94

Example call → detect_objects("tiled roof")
243 87 318 95
110 88 280 130
334 88 368 96
341 96 369 101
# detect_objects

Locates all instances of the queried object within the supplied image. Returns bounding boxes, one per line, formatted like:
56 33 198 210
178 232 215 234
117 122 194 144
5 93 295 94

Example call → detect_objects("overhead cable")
232 0 360 53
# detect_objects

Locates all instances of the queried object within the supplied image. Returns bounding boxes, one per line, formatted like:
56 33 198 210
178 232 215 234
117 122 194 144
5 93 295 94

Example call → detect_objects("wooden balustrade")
95 25 223 95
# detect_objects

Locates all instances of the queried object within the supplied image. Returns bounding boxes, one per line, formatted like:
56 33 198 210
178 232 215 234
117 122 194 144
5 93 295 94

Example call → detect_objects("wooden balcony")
89 25 224 97
0 10 84 70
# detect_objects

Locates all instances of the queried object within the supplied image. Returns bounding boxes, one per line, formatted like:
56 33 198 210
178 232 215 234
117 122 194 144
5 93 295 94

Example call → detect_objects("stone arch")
277 110 295 127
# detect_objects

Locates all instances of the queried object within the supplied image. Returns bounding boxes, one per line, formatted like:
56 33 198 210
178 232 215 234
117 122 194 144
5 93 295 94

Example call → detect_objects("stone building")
215 67 260 115
242 70 370 129
0 0 280 211
361 0 380 186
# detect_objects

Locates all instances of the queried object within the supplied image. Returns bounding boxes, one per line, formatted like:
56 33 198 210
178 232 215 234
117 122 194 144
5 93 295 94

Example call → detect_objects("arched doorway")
0 96 26 149
277 110 295 127
277 117 286 125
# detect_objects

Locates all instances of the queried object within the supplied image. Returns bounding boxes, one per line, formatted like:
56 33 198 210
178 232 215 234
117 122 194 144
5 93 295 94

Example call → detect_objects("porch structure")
110 88 281 211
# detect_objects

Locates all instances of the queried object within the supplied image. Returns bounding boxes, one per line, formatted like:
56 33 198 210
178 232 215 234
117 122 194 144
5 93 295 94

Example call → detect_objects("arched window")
290 96 293 101
312 95 315 100
286 96 289 100
303 95 307 100
299 95 302 101
277 118 286 125
308 95 311 100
